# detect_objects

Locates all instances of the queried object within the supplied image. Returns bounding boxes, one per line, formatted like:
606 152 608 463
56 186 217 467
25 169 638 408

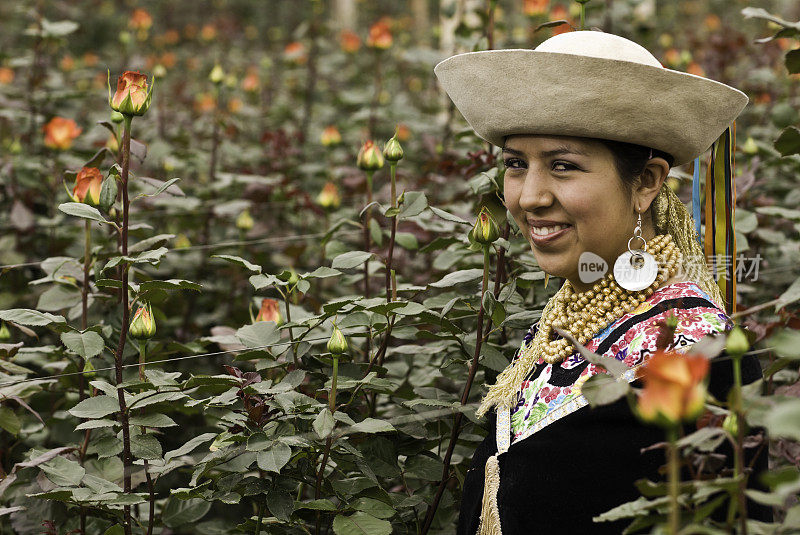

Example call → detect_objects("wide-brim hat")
433 31 748 167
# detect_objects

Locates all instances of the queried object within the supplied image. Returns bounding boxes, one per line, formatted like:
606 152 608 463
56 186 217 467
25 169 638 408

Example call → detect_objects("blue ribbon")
692 156 702 244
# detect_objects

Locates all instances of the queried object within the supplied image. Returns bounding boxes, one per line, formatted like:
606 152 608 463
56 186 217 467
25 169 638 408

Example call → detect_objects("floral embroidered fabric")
509 281 732 443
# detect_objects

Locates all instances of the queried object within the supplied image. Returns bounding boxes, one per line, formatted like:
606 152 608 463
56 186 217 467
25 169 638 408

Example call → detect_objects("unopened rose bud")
43 117 81 151
236 209 254 231
208 64 224 84
320 125 342 147
175 234 191 249
726 326 749 357
108 70 154 116
153 64 167 79
224 74 237 89
383 131 404 162
742 137 758 155
255 298 283 325
722 412 744 437
357 140 384 171
473 207 500 245
129 302 156 340
70 167 103 206
0 322 11 342
327 324 348 355
286 268 299 286
316 181 341 210
110 111 125 124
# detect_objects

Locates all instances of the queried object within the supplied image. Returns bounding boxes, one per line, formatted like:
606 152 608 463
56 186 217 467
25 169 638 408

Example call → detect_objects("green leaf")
765 399 800 441
766 329 800 359
128 234 175 254
256 443 292 473
295 499 336 511
162 497 211 528
332 512 392 535
351 497 395 519
398 191 428 219
313 408 335 439
302 266 341 279
212 255 262 272
68 396 119 419
775 126 800 157
58 202 109 223
128 413 177 428
428 206 470 225
60 330 105 359
103 525 125 535
164 433 217 463
138 177 182 198
0 309 66 327
429 269 483 288
394 232 418 250
0 407 21 435
404 454 442 481
138 279 202 292
349 418 395 434
776 275 800 310
267 489 294 522
40 456 85 487
75 419 117 431
332 251 373 269
236 321 280 349
581 374 630 407
131 434 162 460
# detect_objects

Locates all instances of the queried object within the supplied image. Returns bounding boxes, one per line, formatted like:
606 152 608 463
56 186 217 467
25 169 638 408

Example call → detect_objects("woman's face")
503 134 636 289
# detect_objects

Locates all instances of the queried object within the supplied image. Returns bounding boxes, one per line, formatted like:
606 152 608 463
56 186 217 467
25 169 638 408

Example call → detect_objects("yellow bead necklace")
528 233 681 365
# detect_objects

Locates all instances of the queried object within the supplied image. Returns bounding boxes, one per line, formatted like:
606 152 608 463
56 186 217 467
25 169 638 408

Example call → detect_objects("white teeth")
531 224 569 236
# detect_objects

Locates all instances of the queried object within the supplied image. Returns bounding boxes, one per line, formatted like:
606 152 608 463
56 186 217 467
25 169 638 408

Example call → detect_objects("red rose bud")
321 125 342 147
316 181 341 210
109 70 154 116
635 350 710 426
473 207 500 244
366 19 392 49
327 324 349 355
236 209 254 231
340 30 361 53
255 298 283 325
71 167 103 206
129 302 156 340
383 131 404 162
43 117 81 150
357 140 384 171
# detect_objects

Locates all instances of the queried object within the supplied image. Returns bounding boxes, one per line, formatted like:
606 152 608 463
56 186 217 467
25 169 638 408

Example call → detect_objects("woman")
433 31 769 533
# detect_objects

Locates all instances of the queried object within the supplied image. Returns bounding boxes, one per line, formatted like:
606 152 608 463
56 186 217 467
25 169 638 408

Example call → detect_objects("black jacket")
457 353 772 534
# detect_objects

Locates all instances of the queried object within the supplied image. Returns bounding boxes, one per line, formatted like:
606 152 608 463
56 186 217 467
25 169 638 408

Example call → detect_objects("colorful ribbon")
702 124 737 315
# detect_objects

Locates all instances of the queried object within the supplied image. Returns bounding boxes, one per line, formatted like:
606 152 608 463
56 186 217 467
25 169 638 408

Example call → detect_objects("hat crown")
534 30 663 69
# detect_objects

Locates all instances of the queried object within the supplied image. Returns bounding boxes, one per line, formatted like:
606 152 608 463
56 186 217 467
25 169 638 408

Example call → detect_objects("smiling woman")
434 30 770 534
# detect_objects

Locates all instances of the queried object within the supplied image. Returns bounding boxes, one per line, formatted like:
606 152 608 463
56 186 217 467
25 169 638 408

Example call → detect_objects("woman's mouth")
529 223 572 245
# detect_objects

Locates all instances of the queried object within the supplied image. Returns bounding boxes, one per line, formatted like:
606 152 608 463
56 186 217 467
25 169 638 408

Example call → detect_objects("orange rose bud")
130 9 153 31
340 30 361 53
366 20 392 49
109 70 153 116
635 350 710 426
43 117 81 150
0 67 14 85
71 167 103 206
320 125 342 147
523 0 549 16
316 181 341 210
241 71 259 92
356 140 384 171
255 298 283 325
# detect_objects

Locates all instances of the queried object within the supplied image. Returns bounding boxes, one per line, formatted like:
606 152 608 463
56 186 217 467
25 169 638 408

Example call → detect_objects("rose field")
1 0 800 534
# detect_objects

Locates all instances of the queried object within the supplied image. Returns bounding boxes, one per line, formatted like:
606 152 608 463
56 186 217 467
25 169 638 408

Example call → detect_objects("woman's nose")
518 168 553 211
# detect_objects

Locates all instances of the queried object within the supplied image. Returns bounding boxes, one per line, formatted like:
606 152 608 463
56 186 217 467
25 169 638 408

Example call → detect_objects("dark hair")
596 139 675 194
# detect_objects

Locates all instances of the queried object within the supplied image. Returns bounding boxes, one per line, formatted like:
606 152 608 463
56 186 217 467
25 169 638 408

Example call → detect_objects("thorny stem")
384 162 398 304
726 354 748 534
283 289 299 367
115 114 134 535
363 170 374 364
421 245 492 534
78 220 91 534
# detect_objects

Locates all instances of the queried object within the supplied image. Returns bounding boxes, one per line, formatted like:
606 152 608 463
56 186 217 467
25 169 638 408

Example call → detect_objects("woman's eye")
552 161 578 172
504 158 525 169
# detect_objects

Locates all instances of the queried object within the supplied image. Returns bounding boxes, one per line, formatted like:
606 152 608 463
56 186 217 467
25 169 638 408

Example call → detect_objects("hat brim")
433 49 748 167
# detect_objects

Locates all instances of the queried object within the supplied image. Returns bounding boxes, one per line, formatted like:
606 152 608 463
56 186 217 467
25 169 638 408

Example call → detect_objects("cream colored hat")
433 31 748 167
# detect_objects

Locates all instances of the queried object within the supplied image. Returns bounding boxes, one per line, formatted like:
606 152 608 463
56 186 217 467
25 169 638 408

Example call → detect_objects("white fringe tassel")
477 453 502 535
